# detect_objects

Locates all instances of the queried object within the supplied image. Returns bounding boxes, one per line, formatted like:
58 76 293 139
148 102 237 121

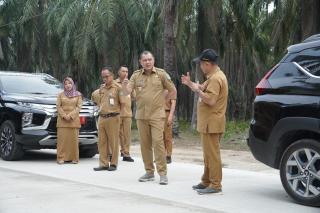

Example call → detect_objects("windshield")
0 74 63 95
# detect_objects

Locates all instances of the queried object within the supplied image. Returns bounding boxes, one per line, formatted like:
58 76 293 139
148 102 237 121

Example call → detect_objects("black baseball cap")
193 49 219 63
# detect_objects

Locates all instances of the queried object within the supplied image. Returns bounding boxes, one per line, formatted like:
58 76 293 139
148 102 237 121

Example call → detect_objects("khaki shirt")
91 89 101 106
130 67 176 119
115 78 135 117
197 67 228 133
56 92 83 128
98 82 124 115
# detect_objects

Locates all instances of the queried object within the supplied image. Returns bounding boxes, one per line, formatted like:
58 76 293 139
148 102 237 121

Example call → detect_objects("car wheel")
79 146 97 158
280 139 320 206
0 120 24 161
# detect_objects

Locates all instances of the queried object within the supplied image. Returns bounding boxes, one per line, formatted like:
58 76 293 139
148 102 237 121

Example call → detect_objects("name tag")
109 98 115 105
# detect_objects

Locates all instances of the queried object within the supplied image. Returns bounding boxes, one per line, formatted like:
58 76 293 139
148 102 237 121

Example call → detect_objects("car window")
269 63 305 79
0 74 63 95
292 47 320 76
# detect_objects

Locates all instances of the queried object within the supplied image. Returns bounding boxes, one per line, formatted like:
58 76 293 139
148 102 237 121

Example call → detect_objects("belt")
165 110 171 112
99 113 120 118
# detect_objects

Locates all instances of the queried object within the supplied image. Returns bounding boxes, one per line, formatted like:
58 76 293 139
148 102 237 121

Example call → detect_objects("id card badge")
109 98 115 106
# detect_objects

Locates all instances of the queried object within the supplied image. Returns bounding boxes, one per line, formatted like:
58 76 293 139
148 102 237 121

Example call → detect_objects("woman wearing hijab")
56 77 83 164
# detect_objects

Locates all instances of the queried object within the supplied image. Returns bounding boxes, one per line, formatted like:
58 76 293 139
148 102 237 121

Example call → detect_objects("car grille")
47 116 97 132
23 103 97 132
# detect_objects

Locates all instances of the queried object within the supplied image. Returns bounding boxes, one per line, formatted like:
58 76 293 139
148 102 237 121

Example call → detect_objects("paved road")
0 150 318 213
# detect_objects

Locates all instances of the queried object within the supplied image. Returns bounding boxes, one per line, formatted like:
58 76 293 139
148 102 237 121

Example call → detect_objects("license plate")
80 116 86 125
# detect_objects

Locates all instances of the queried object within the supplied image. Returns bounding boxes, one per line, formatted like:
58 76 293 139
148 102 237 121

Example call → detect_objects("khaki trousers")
119 117 132 157
200 133 222 190
57 127 79 162
137 119 167 176
163 111 173 156
98 115 120 167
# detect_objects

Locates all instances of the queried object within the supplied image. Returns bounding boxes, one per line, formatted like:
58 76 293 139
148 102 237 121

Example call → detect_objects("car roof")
287 34 320 53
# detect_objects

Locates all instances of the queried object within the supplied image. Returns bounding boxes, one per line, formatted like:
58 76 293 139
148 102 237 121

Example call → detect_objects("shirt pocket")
152 76 162 88
136 79 146 92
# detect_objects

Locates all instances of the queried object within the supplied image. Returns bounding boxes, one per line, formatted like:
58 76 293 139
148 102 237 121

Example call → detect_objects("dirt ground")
129 129 276 173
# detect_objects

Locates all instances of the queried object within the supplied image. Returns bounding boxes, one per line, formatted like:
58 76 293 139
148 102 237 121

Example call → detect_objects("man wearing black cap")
181 49 228 194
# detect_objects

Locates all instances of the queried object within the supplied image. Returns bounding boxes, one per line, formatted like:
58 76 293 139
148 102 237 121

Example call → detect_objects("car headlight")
17 102 33 108
22 112 33 127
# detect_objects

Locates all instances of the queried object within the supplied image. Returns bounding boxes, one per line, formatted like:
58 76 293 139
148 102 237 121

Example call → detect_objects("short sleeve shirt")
115 78 134 117
98 82 124 115
91 89 101 106
129 67 176 119
197 67 228 133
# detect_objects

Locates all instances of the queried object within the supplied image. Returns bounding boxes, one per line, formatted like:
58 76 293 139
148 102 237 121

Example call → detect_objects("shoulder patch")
133 69 142 74
165 73 171 80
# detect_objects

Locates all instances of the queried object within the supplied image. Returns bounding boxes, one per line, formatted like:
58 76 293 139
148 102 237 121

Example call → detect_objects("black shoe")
123 156 134 162
197 187 222 195
192 183 207 190
93 166 109 171
108 165 117 171
166 156 172 164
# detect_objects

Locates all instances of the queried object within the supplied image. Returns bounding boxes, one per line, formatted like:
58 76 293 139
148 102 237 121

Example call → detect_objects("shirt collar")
104 81 116 89
142 67 156 74
206 66 220 79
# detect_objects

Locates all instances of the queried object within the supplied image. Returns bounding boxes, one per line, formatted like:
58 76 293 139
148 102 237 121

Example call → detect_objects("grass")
131 119 250 151
175 120 250 151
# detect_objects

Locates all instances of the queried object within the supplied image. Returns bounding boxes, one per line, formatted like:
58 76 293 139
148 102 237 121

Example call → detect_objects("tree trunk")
163 0 178 80
163 0 179 135
301 0 320 39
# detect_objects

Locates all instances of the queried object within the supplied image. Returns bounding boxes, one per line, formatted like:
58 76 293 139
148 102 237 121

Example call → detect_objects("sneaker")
159 175 168 185
166 156 172 164
57 160 64 165
197 187 222 195
123 156 134 162
138 173 155 182
108 165 117 171
93 166 109 171
192 183 207 190
71 161 78 164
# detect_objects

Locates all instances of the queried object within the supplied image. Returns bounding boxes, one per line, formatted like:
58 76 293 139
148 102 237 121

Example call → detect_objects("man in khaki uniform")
181 49 228 194
122 51 177 185
91 87 112 160
93 68 124 171
115 66 135 162
163 90 176 164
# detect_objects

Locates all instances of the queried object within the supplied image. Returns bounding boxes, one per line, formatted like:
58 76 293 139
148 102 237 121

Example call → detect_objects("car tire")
0 120 24 161
79 146 97 158
280 139 320 207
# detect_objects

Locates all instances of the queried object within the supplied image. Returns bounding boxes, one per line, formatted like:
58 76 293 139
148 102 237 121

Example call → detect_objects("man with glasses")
93 67 124 171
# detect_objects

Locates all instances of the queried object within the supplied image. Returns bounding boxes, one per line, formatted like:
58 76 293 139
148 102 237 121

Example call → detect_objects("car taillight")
80 116 86 125
255 64 278 95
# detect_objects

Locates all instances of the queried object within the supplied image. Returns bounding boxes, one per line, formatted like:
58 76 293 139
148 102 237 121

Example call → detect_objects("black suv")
0 72 98 161
248 34 320 206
